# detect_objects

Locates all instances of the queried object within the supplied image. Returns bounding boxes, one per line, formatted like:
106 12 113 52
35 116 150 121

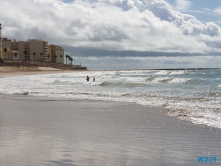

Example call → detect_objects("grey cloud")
74 54 221 70
69 20 129 42
205 22 220 36
84 0 144 10
62 45 210 57
149 0 175 21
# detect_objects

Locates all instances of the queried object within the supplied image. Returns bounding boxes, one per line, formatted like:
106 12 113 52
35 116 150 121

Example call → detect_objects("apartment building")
1 38 19 60
29 39 48 62
1 27 65 63
47 44 64 64
1 38 49 62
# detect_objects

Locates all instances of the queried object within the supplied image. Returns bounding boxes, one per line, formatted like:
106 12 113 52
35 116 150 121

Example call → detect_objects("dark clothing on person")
86 76 90 82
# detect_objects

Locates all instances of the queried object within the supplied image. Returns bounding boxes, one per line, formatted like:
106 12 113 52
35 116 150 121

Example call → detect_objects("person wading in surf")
86 75 90 82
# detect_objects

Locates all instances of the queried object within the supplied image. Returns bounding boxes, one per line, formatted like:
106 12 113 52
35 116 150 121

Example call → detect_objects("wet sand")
0 94 221 166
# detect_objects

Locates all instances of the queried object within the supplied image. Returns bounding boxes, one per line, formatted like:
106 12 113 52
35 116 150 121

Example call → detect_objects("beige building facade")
29 39 48 62
0 46 19 61
47 45 64 64
1 36 64 64
1 38 50 62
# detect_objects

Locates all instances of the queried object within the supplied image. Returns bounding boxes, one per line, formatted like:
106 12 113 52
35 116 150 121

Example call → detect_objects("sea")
0 69 221 129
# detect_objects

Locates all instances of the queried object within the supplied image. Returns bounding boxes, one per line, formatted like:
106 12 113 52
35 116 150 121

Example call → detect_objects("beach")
0 66 77 77
0 69 221 166
0 91 221 166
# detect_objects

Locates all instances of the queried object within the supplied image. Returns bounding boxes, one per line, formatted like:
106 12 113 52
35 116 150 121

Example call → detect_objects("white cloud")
214 6 221 15
148 1 220 38
175 0 192 11
0 0 221 55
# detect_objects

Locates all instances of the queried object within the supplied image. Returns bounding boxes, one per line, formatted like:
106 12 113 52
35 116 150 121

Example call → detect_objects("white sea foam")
0 70 221 129
155 70 171 75
169 78 190 84
124 77 146 83
169 70 185 75
167 99 221 128
152 77 171 83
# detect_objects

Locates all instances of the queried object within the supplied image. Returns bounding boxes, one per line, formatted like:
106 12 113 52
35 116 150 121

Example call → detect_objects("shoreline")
93 68 221 71
0 93 221 165
0 69 220 130
1 67 220 73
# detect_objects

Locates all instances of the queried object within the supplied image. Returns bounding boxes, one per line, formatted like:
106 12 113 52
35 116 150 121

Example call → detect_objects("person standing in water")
93 77 95 82
86 75 90 82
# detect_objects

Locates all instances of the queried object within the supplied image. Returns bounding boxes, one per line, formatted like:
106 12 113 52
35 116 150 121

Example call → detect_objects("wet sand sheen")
0 94 221 166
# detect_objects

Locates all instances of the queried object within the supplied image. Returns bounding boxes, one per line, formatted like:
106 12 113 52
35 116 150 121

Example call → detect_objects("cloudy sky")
0 0 221 69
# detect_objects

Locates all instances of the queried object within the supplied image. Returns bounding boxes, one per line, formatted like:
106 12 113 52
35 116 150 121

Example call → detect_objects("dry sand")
0 94 221 166
0 66 59 71
0 66 85 77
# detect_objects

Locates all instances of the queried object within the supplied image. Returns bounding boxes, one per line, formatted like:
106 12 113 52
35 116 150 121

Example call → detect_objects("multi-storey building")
29 39 48 62
1 38 49 62
11 39 18 51
1 32 64 63
17 41 25 61
24 41 30 61
47 44 64 64
1 38 19 61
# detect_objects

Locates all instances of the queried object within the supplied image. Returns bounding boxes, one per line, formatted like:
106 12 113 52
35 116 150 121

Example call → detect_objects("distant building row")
1 38 64 64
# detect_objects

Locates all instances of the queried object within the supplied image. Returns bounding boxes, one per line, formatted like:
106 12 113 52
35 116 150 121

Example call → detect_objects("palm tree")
65 54 69 64
3 48 7 60
40 52 43 62
33 52 36 62
60 54 63 64
69 57 73 65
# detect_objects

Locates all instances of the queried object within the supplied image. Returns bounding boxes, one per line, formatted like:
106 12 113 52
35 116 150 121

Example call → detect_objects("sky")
0 0 221 69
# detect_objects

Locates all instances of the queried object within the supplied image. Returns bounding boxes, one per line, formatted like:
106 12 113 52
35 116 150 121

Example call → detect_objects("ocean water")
0 69 221 128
